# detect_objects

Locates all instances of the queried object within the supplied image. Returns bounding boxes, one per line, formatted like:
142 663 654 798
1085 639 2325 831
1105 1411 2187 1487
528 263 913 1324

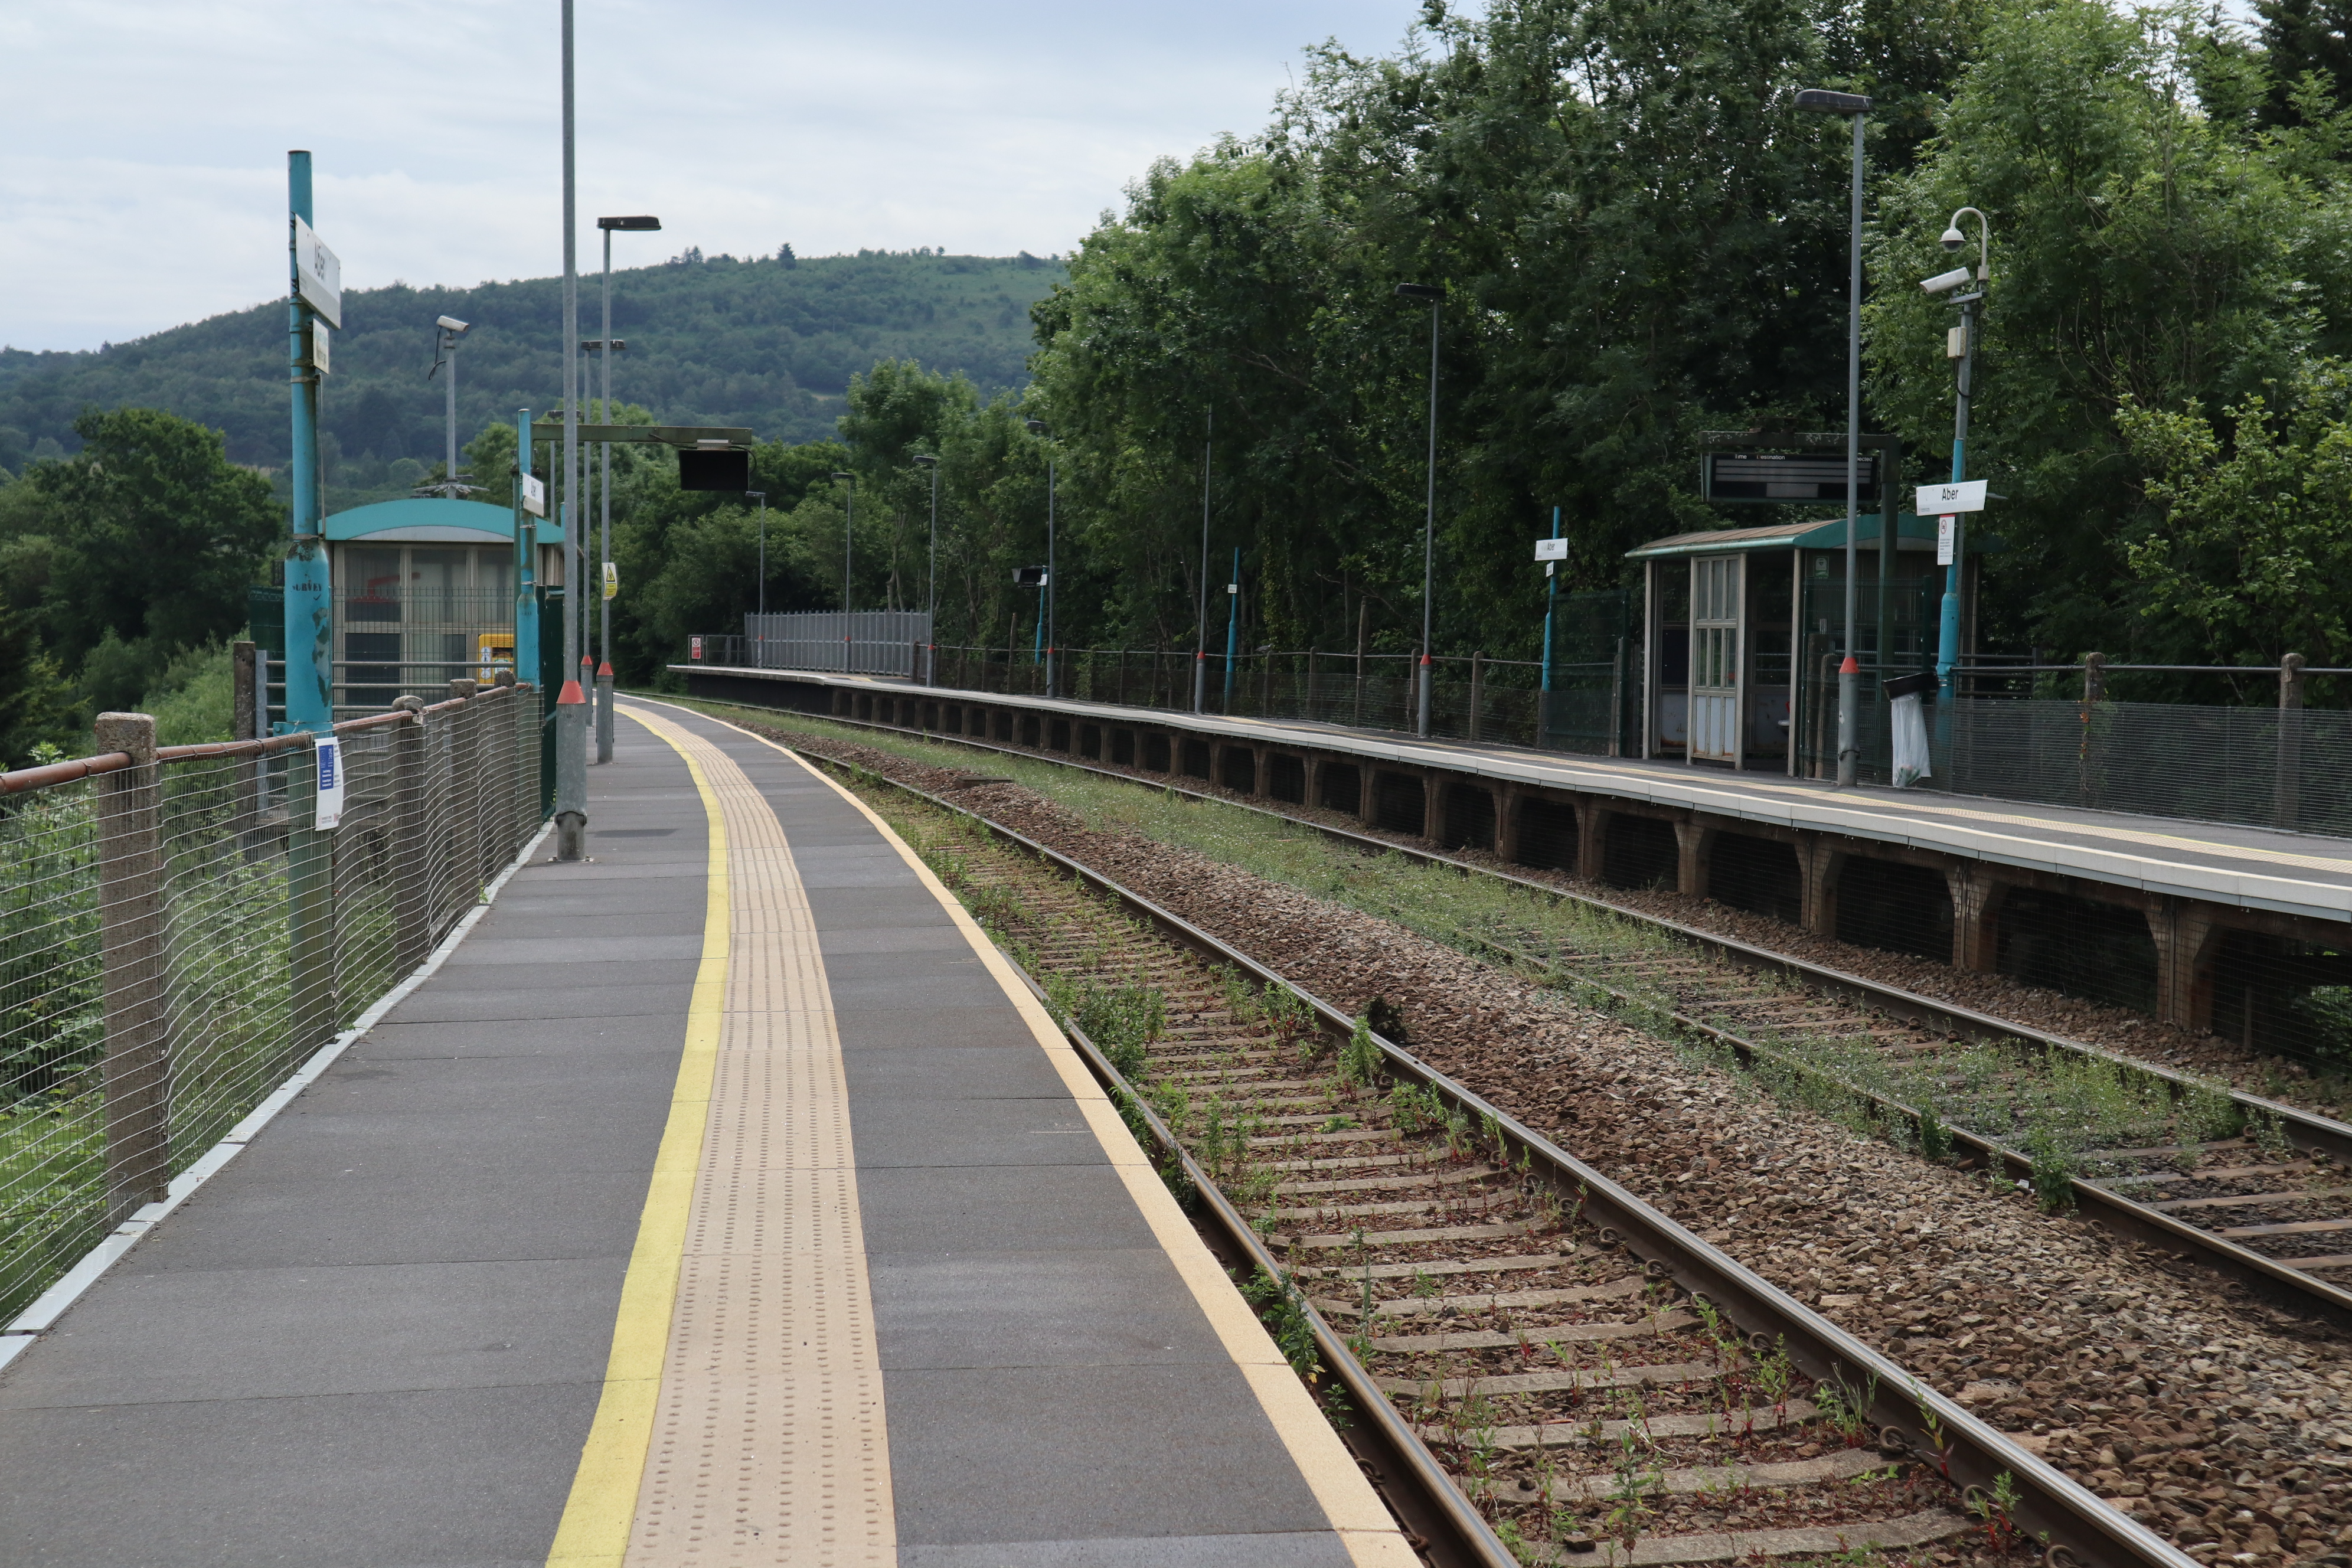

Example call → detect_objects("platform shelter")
1627 512 1978 776
324 496 563 713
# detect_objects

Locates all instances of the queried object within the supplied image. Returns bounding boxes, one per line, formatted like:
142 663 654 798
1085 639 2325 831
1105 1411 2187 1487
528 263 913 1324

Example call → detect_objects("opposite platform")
0 697 1404 1567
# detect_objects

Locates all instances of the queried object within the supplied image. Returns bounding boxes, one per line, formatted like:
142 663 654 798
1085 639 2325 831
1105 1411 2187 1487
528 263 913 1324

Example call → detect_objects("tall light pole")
1928 208 1989 721
1796 87 1873 788
832 471 857 672
1195 410 1211 714
554 0 587 859
747 491 767 667
427 316 470 496
1025 418 1057 698
1395 282 1442 737
912 455 940 685
592 213 660 763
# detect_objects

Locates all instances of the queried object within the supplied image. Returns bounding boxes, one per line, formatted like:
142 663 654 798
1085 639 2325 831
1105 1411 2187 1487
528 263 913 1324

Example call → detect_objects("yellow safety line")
674 700 1417 1568
546 710 729 1568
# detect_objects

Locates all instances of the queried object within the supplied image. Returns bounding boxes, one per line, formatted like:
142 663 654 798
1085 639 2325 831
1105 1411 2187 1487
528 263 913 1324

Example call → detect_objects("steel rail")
752 702 2352 1320
791 742 2198 1568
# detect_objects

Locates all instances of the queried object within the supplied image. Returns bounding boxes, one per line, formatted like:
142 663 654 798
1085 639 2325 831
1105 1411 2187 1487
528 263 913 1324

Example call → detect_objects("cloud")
0 0 1417 351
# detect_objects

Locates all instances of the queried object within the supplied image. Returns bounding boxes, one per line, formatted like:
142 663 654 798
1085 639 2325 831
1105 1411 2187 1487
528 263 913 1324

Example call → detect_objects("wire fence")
0 681 544 1321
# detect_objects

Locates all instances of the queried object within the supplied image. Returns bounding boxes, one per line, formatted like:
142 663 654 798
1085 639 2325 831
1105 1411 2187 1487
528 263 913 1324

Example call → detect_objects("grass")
674 697 2256 1193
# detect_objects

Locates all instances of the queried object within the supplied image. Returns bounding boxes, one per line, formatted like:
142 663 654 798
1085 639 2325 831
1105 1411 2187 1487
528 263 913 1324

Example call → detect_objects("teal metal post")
1538 507 1560 747
283 151 331 733
514 409 538 693
1222 548 1240 711
1936 298 1979 705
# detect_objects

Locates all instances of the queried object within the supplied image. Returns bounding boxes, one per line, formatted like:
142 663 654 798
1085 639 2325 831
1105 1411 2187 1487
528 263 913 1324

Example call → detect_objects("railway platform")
0 700 1407 1567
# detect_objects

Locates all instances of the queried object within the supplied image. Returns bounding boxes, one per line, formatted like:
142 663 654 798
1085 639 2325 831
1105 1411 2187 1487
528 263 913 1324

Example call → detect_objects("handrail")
0 753 135 795
2 681 531 796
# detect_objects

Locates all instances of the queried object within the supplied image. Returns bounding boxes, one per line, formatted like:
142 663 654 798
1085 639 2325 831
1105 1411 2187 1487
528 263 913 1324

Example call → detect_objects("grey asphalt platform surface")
646 701 1353 1568
0 702 1357 1567
0 739 707 1567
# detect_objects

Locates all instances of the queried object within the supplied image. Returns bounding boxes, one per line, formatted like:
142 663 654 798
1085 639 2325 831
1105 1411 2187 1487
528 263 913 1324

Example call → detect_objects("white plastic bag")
1890 692 1930 788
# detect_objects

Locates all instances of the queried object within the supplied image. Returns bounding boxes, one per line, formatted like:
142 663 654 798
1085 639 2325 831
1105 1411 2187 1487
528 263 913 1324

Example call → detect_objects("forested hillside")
0 249 1062 474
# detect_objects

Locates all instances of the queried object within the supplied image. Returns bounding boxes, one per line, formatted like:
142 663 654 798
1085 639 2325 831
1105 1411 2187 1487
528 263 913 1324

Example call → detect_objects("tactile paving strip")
624 715 896 1566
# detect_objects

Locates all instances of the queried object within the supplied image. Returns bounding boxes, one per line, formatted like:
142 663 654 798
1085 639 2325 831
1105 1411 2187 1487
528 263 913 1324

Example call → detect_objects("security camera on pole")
1919 210 1991 753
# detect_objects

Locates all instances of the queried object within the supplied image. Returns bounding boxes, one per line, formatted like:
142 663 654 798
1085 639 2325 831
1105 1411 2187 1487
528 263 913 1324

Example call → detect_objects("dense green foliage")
874 0 2348 703
0 250 1063 476
0 409 279 754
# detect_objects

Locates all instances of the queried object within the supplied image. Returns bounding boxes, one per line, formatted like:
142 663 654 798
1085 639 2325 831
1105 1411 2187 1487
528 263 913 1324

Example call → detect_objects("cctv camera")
1941 226 1966 251
437 315 469 334
1920 266 1973 295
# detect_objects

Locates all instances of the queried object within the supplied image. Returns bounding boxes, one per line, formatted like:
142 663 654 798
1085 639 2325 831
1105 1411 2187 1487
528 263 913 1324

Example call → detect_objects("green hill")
0 248 1063 478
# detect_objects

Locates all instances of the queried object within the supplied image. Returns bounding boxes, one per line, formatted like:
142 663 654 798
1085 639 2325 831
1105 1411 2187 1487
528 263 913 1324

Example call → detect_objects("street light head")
912 455 939 467
437 316 469 334
1920 265 1974 295
597 215 662 231
1394 282 1443 300
1795 87 1872 115
831 471 854 481
1940 225 1967 251
1025 418 1048 435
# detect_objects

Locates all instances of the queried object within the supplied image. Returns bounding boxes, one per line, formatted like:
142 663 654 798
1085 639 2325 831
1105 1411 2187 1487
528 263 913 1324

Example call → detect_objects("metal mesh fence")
0 682 544 1320
1946 698 2352 838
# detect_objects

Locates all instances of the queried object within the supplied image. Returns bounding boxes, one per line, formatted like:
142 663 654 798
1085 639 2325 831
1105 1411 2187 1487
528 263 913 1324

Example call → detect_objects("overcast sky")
0 0 1423 354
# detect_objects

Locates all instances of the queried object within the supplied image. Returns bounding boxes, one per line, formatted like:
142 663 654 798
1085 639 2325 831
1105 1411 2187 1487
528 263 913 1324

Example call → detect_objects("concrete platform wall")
679 669 2349 1041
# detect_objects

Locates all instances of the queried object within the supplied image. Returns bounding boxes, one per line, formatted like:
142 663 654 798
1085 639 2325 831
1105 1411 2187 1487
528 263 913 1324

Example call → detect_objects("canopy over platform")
325 496 563 546
1628 513 1941 560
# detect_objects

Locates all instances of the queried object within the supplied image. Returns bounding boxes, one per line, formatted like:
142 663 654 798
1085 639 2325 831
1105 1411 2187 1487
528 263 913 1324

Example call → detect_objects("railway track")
805 746 2195 1568
732 699 2352 1330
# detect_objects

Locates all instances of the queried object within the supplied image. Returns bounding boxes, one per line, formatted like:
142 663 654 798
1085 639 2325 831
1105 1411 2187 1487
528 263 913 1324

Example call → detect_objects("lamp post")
554 0 587 859
427 316 470 497
1394 282 1442 737
1195 410 1211 714
1928 209 1989 721
1795 87 1872 788
912 455 939 685
591 214 659 762
746 490 767 668
831 471 856 673
1025 419 1057 698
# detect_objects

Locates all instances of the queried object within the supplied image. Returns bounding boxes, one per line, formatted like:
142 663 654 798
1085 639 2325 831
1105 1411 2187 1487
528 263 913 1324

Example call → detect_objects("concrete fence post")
448 680 482 890
2276 651 2306 832
2078 652 2107 811
231 641 259 835
286 735 339 1061
1469 651 1484 743
391 697 430 971
93 712 169 1217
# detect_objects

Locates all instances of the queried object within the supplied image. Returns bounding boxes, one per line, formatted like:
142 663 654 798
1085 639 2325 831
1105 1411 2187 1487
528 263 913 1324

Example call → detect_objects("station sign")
1916 479 1988 514
1534 537 1568 561
292 217 342 328
521 473 547 517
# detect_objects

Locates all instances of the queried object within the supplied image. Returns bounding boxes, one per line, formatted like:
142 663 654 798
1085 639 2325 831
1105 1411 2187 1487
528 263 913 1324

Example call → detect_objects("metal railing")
0 681 545 1320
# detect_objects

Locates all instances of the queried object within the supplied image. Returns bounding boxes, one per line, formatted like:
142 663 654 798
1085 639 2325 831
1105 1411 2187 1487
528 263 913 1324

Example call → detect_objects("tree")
2118 362 2352 673
1865 0 2349 667
29 408 280 697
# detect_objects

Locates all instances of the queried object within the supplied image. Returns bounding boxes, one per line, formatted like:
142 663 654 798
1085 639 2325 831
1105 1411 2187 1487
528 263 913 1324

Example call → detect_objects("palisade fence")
737 610 932 678
0 680 544 1320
